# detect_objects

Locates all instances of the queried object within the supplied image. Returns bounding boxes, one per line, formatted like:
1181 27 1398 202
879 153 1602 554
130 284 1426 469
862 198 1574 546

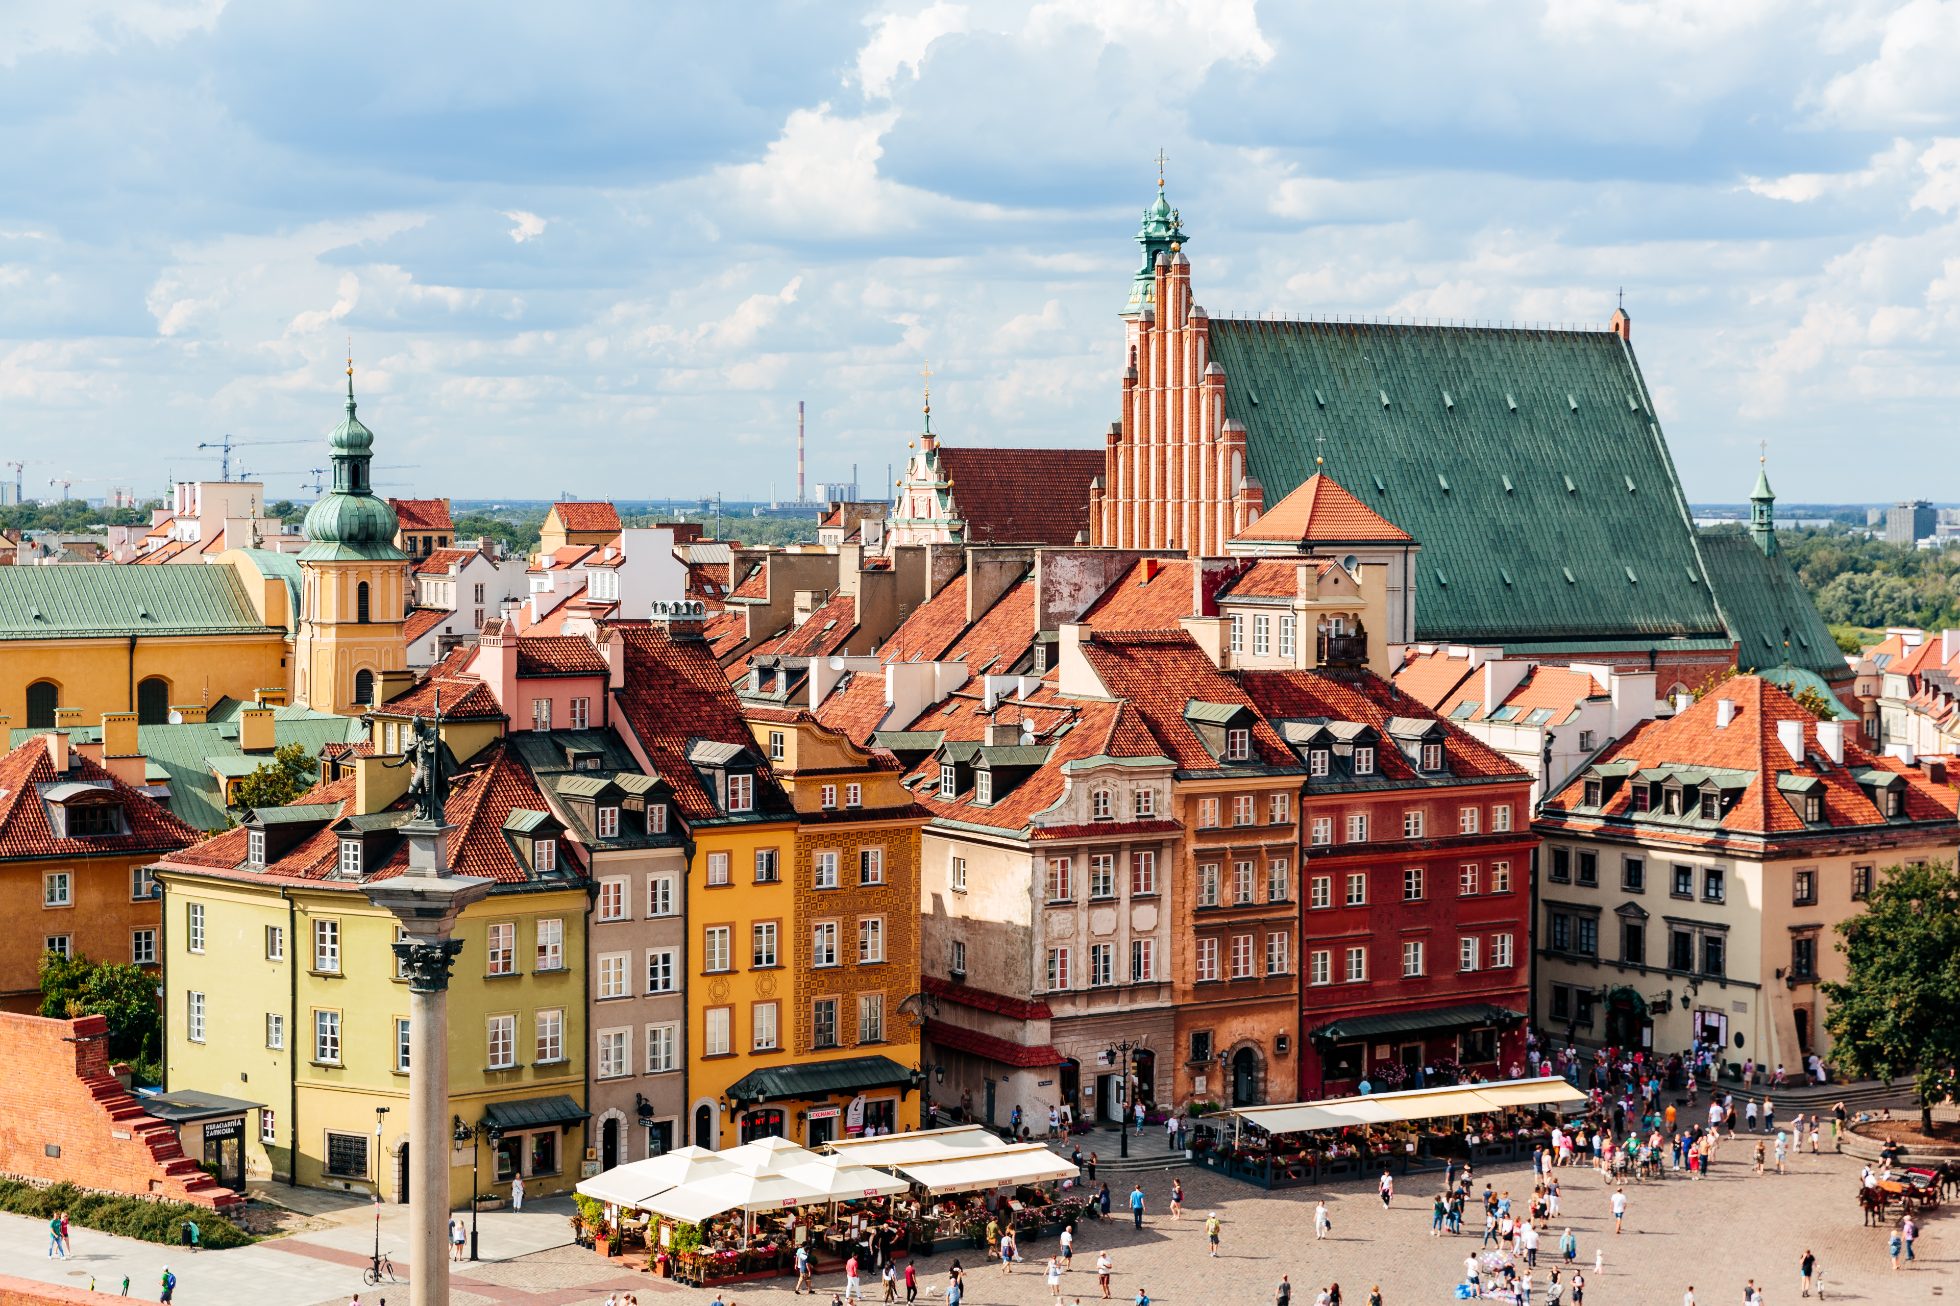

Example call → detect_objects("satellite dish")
167 710 184 725
828 657 846 671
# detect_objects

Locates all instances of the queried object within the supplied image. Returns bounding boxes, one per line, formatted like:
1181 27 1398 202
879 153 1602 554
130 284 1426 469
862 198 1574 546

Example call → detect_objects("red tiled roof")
1079 559 1195 632
515 634 608 678
923 974 1053 1020
1232 472 1413 544
1075 631 1295 772
704 610 751 658
389 498 453 532
939 447 1103 546
379 666 506 721
1440 664 1603 727
944 579 1036 674
774 591 861 658
404 608 451 643
0 737 199 859
1029 819 1181 841
531 545 595 573
551 501 621 533
1542 675 1959 841
882 575 972 662
1216 558 1340 600
611 623 792 824
1392 648 1479 711
729 563 768 601
1242 668 1528 781
814 670 894 745
926 1018 1063 1068
412 547 477 575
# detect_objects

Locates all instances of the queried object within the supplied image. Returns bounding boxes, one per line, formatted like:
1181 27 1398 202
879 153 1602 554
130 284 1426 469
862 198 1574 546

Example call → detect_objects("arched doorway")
353 668 375 709
1602 986 1650 1051
136 677 170 725
26 681 57 729
693 1104 715 1149
1058 1058 1080 1120
1130 1048 1157 1109
1231 1046 1260 1106
601 1117 620 1172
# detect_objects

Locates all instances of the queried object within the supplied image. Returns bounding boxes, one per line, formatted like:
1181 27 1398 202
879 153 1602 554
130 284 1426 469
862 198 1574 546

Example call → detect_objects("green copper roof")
300 368 405 563
1208 319 1819 659
0 565 275 640
236 548 303 626
1700 530 1848 684
1752 465 1774 502
1124 183 1188 316
10 698 362 831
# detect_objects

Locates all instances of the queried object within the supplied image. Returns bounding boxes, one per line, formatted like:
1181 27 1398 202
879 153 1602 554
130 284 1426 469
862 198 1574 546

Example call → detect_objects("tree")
230 742 315 812
1821 860 1960 1131
39 954 163 1066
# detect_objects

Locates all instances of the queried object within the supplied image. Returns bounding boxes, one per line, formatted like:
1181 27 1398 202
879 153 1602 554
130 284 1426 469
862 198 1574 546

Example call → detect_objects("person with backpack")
159 1267 177 1304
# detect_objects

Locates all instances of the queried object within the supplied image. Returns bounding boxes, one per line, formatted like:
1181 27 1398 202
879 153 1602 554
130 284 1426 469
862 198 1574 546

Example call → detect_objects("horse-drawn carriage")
1860 1167 1944 1225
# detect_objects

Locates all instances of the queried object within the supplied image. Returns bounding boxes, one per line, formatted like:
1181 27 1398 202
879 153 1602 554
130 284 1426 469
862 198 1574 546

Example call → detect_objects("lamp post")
636 1093 662 1158
452 1116 482 1261
370 1106 389 1281
1104 1040 1133 1159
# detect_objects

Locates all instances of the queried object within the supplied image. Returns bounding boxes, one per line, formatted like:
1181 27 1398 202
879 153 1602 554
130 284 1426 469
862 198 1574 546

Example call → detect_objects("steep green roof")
1211 320 1723 648
235 548 303 627
0 565 276 640
1698 531 1848 684
12 698 364 830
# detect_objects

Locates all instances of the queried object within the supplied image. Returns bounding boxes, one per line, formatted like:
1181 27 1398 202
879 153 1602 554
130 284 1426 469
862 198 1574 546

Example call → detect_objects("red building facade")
1243 670 1537 1099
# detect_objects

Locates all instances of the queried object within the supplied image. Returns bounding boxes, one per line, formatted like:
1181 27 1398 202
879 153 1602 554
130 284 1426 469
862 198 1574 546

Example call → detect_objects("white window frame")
1459 805 1480 835
1345 946 1368 983
813 850 839 890
42 870 71 907
1310 875 1331 909
597 952 629 1000
647 874 676 917
1493 804 1512 832
314 1009 342 1065
1195 938 1219 983
858 847 884 885
536 917 565 971
486 921 516 976
313 918 341 974
597 878 627 921
645 948 677 993
1402 939 1425 977
186 991 206 1043
1265 931 1289 976
597 1027 630 1079
597 806 620 840
949 854 967 893
1460 936 1481 972
813 921 838 968
646 1022 678 1074
1404 809 1424 839
704 925 731 973
487 1014 517 1070
1310 949 1331 986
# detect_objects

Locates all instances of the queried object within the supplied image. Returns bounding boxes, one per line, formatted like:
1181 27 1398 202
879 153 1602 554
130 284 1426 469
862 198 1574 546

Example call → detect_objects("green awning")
1309 1003 1524 1044
724 1055 915 1105
483 1095 589 1132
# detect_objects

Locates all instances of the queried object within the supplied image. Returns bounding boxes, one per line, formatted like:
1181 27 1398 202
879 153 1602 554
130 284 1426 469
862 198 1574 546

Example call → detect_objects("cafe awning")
822 1125 1010 1168
574 1147 733 1209
724 1054 914 1104
776 1156 912 1202
641 1168 828 1222
1222 1076 1587 1136
891 1142 1079 1194
483 1094 590 1132
1307 1002 1524 1045
136 1089 263 1126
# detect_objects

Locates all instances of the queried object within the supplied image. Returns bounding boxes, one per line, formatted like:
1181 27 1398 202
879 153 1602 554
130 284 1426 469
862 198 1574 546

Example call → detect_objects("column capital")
393 937 465 993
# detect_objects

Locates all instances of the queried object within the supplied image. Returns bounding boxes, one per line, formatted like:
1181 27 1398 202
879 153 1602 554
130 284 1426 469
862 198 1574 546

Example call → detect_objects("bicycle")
363 1251 397 1286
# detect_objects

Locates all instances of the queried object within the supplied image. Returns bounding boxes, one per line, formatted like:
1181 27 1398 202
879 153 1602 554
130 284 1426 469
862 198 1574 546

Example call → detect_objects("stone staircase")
1044 1128 1191 1176
1697 1076 1914 1117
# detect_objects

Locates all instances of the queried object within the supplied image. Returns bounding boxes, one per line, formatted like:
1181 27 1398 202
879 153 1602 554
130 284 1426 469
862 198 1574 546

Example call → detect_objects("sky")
5 0 1960 505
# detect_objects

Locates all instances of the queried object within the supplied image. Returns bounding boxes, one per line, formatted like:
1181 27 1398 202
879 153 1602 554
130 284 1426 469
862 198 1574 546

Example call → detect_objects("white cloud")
501 210 547 243
2 0 224 64
855 2 968 97
1816 0 1960 129
1741 138 1915 202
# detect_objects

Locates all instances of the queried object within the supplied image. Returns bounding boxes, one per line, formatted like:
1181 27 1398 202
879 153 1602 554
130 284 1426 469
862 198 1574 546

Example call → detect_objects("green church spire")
1749 442 1776 558
1123 152 1188 317
299 351 404 562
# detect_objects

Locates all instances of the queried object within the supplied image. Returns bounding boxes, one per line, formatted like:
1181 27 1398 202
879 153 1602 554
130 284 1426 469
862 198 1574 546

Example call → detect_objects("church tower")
294 357 409 714
1749 452 1778 558
885 366 967 548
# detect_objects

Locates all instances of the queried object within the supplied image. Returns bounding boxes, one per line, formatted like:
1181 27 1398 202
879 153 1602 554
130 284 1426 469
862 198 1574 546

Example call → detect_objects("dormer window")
1803 795 1823 823
845 783 861 808
726 772 753 813
1226 729 1251 762
597 806 619 839
768 730 785 761
1631 786 1651 813
1093 789 1113 820
1309 750 1329 778
647 804 668 835
1664 787 1683 816
1885 788 1903 817
1420 743 1443 771
1583 780 1603 807
68 804 121 837
575 754 604 772
1698 792 1718 820
1353 746 1376 776
338 839 362 878
535 838 558 872
975 771 993 805
248 829 266 868
938 765 956 799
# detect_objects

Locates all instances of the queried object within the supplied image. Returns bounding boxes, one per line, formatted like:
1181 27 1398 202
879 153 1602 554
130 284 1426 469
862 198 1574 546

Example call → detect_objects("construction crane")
48 476 72 503
303 464 423 495
196 434 315 482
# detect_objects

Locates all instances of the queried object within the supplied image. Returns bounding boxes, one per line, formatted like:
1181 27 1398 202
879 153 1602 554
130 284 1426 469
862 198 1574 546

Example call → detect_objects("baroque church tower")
294 358 409 713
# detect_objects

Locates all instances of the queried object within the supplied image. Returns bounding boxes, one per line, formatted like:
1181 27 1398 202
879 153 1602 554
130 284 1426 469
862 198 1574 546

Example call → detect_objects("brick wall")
0 1276 102 1305
0 1011 240 1209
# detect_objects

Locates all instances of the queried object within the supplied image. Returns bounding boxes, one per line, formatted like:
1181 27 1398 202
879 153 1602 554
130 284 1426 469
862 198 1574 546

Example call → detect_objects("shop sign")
203 1117 245 1142
808 1107 841 1121
1037 1079 1054 1087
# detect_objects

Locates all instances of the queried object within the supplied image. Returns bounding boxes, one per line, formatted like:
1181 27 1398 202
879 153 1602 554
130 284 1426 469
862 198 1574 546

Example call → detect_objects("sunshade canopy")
574 1147 733 1208
641 1168 828 1222
821 1125 1010 1168
891 1143 1080 1194
1222 1076 1587 1137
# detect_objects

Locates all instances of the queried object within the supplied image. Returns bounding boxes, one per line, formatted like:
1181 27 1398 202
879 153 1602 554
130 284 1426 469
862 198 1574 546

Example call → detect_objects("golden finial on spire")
1759 437 1767 466
1154 147 1168 188
921 360 933 413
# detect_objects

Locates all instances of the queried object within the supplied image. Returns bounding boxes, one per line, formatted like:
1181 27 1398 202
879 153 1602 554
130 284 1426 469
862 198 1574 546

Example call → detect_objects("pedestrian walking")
1570 1272 1584 1306
797 1244 813 1293
1744 1100 1758 1132
1431 1192 1446 1236
1205 1211 1222 1258
1089 1152 1099 1182
1133 1100 1146 1136
450 1216 466 1262
186 1220 201 1253
1129 1183 1145 1230
1763 1098 1775 1136
1889 1229 1903 1270
511 1173 525 1211
1000 1231 1016 1272
1559 1228 1576 1264
46 1214 63 1259
848 1252 864 1300
59 1211 70 1257
1903 1214 1918 1263
159 1268 176 1305
1610 1188 1625 1234
1046 1257 1063 1298
1096 1251 1113 1300
884 1262 899 1303
904 1260 918 1304
1277 1275 1292 1306
1545 1270 1563 1306
1774 1133 1787 1175
1050 1105 1061 1138
1316 1200 1332 1239
1799 1250 1814 1297
1062 1222 1076 1270
1378 1169 1393 1207
1170 1178 1184 1219
1098 1183 1111 1219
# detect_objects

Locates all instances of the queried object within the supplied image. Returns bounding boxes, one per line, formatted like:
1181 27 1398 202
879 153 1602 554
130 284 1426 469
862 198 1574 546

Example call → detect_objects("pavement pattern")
0 1144 1948 1304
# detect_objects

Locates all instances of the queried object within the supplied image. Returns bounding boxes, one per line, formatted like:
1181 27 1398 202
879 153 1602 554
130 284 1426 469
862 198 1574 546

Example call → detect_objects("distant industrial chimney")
797 400 807 504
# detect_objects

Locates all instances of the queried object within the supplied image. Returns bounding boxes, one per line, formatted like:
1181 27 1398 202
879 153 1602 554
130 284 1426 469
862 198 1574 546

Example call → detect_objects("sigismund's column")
368 808 491 1306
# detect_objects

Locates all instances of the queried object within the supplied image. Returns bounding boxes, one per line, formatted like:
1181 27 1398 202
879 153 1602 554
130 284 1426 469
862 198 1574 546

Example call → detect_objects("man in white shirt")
1682 1288 1695 1306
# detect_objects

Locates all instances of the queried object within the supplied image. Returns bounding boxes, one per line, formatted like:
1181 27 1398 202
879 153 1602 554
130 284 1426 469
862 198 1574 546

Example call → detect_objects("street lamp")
1104 1040 1134 1159
452 1116 498 1262
370 1106 389 1283
908 1062 943 1126
636 1093 663 1158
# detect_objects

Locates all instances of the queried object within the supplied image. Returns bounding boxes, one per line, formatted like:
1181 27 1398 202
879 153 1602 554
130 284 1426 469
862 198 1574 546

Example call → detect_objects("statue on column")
385 706 449 824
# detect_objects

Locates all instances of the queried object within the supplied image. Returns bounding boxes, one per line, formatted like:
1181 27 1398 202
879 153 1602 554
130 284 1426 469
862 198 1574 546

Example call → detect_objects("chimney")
375 669 416 709
1944 629 1960 665
254 687 289 709
101 712 139 759
171 703 208 725
353 753 415 817
1715 699 1736 729
1609 306 1631 341
239 707 276 754
1777 718 1804 763
986 718 1020 747
43 729 68 773
53 707 82 731
1922 757 1948 786
1816 720 1845 765
601 627 626 690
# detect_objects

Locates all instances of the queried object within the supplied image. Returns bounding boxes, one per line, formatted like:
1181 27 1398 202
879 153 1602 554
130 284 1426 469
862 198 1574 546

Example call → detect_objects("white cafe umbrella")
575 1146 735 1209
